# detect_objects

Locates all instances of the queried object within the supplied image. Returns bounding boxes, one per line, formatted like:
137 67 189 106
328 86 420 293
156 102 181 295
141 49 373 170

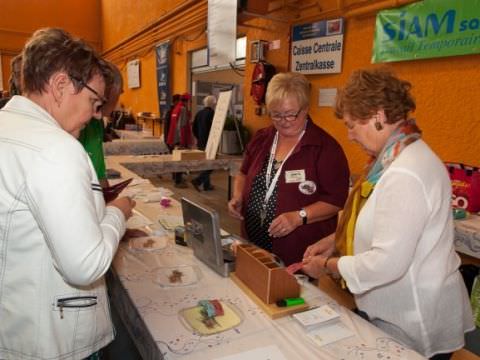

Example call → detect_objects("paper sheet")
214 345 287 360
306 322 355 347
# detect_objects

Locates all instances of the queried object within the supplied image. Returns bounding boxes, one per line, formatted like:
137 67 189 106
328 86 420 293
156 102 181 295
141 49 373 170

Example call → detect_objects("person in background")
166 92 193 188
9 54 22 96
164 93 180 146
0 54 22 109
0 28 135 360
78 61 123 187
163 94 183 185
228 72 349 266
191 94 216 191
302 68 474 359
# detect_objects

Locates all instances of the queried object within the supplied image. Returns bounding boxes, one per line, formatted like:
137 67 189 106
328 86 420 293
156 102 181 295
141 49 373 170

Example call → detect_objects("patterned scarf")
335 119 422 257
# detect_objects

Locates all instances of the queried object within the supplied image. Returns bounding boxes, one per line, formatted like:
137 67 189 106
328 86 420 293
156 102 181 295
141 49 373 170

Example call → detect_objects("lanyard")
263 128 305 208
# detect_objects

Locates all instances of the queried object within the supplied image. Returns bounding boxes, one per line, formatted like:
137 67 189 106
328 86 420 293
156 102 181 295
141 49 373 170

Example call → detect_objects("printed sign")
373 0 480 63
127 59 140 89
205 90 232 160
155 42 171 120
291 18 344 74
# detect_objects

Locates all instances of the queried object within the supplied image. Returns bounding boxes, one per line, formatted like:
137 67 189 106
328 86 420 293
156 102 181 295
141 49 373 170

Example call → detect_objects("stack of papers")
293 304 340 329
293 305 354 347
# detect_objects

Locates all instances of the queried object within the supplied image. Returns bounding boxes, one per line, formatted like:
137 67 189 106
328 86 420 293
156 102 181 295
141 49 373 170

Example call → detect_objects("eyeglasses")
70 76 107 113
269 108 303 122
344 120 356 130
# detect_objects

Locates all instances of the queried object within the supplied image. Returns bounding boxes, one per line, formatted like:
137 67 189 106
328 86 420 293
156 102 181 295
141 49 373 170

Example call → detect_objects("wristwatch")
299 208 307 225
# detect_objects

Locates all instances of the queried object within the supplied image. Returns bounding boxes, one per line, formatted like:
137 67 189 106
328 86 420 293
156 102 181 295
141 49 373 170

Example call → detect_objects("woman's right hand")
303 233 335 261
228 197 244 220
109 196 136 219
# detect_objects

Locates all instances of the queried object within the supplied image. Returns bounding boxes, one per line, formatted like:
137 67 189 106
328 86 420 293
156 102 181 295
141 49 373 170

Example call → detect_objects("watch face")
299 209 307 218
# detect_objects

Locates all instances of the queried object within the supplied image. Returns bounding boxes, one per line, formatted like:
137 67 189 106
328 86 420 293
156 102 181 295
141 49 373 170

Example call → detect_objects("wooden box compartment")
172 149 206 161
234 244 300 304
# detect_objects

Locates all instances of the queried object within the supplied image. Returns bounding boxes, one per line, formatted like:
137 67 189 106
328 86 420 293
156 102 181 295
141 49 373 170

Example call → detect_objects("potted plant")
221 115 249 154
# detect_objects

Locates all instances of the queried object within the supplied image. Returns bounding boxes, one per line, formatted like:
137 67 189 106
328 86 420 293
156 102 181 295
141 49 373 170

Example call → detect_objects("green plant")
223 115 250 147
223 115 237 131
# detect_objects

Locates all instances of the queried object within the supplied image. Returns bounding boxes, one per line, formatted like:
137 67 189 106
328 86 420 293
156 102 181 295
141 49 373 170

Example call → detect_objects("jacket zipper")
56 296 98 319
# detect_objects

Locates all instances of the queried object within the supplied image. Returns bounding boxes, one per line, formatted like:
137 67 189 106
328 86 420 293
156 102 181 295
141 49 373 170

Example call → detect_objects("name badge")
285 170 305 183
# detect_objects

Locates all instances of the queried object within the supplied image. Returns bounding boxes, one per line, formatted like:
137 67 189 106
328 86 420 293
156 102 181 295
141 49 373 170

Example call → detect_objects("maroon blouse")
240 119 350 265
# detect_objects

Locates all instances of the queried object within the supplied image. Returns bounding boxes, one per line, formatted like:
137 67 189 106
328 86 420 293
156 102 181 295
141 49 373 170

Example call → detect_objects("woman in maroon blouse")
228 72 350 265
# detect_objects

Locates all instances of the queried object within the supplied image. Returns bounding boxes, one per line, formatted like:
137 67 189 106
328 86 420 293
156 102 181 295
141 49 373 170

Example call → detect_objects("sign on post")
205 90 232 160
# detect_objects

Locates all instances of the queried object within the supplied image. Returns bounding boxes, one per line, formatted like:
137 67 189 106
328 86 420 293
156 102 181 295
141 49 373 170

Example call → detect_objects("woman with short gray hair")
0 28 135 360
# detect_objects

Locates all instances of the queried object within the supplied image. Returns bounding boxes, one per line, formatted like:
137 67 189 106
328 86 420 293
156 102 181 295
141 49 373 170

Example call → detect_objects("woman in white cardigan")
0 28 135 360
302 68 474 360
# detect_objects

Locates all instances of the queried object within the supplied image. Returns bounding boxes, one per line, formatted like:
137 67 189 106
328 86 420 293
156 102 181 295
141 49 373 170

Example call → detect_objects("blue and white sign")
291 18 344 75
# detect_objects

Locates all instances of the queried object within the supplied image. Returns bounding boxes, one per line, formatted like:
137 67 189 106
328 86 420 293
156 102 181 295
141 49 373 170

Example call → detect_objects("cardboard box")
172 149 206 161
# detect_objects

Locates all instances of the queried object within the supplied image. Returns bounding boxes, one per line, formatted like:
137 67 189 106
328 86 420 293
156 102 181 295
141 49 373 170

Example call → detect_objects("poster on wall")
0 55 3 91
127 59 140 89
290 18 344 75
372 0 480 63
155 41 171 120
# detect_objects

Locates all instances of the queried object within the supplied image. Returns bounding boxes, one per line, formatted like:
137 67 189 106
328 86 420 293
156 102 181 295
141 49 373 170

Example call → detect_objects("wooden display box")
171 149 206 161
234 244 300 304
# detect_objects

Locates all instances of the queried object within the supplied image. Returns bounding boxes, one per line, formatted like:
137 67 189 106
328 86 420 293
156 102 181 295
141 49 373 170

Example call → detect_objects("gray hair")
203 95 216 108
21 27 103 95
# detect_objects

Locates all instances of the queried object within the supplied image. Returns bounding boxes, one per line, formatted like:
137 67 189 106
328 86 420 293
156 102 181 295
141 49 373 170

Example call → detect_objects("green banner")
373 0 480 63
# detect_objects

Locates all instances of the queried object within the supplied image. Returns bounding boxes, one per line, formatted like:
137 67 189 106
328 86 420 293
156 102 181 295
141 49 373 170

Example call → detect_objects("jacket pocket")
54 295 97 319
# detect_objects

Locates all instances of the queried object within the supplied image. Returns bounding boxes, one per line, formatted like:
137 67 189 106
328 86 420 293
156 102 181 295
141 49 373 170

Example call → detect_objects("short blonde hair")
265 72 310 111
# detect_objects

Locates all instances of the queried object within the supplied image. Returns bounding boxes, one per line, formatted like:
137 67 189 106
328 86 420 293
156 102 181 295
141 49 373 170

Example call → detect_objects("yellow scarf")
335 175 374 257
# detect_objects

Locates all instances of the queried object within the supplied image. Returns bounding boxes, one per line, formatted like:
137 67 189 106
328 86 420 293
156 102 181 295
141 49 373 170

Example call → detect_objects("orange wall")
242 3 480 174
1 1 478 173
101 0 207 135
0 0 101 90
100 0 184 51
101 0 479 173
307 15 480 174
302 14 480 174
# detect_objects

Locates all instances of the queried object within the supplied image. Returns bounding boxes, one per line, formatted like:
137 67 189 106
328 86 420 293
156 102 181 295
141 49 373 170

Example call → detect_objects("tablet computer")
181 197 235 277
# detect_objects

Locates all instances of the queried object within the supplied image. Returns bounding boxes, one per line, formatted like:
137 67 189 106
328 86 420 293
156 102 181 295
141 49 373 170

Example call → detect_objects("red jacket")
166 101 192 148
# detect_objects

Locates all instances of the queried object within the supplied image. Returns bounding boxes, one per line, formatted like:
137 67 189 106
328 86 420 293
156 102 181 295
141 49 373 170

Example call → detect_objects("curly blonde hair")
335 67 415 124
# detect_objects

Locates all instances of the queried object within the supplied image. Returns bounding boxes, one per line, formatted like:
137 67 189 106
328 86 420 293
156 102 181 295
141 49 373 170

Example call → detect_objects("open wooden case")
234 244 301 304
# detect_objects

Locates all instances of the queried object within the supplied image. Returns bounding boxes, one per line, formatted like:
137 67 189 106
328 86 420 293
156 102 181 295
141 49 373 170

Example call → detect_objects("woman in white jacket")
302 68 474 359
0 28 135 360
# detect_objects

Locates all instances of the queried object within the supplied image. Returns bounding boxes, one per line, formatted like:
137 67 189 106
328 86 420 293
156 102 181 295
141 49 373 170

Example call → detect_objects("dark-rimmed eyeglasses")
70 76 107 113
269 108 303 122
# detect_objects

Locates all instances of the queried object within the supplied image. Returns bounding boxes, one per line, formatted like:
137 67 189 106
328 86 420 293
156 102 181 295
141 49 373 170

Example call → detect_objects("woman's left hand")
268 211 301 238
